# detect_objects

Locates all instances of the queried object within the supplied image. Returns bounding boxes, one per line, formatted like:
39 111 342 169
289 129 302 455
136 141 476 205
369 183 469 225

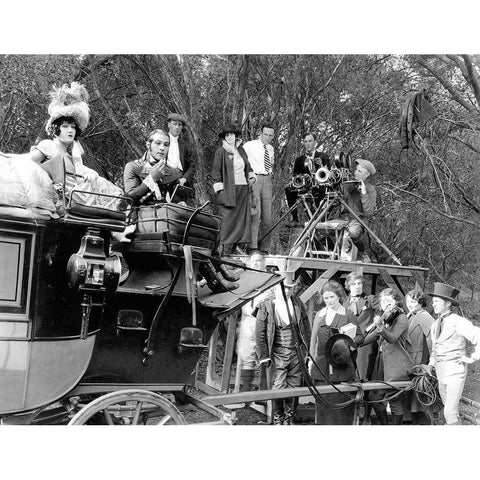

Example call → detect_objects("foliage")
1 54 479 293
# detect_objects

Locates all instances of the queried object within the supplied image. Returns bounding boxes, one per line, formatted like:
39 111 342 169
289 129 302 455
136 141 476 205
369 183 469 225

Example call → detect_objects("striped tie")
264 145 271 173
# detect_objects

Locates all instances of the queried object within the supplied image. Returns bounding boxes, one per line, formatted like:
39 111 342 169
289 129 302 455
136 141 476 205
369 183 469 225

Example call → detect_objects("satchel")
249 186 258 215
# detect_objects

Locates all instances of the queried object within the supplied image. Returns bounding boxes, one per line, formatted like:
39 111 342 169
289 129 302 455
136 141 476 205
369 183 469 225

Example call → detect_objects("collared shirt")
243 138 274 175
167 134 183 170
273 296 293 326
429 312 480 366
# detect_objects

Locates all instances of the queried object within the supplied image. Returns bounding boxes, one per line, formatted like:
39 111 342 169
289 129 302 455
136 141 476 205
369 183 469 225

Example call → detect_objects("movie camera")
288 151 358 195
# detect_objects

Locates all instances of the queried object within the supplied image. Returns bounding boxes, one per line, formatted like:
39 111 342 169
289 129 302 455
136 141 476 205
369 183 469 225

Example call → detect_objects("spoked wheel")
68 389 187 425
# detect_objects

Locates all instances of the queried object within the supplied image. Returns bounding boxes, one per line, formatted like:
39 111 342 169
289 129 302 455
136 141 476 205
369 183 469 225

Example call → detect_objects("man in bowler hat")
426 282 480 424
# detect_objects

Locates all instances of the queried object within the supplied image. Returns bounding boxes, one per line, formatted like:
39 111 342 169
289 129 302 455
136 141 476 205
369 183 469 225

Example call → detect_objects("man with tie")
243 124 275 254
166 112 196 204
426 282 480 424
285 132 331 228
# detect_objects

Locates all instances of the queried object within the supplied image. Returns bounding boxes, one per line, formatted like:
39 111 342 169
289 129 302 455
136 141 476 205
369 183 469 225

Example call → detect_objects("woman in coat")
405 288 434 424
309 280 363 424
364 288 413 425
212 124 256 255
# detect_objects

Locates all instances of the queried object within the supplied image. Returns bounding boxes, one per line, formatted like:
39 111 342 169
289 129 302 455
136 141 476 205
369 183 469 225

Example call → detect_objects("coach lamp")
67 228 121 339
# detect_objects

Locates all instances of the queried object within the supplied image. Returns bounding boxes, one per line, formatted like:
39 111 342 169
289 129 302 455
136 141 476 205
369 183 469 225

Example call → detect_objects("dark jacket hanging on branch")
399 89 437 149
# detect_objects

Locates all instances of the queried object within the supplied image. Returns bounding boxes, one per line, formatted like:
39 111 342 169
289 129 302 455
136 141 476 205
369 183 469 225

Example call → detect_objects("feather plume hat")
45 81 90 135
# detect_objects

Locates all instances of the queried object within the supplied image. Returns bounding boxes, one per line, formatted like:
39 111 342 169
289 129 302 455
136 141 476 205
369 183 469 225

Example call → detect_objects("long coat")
309 307 363 383
364 312 413 382
407 309 434 365
256 297 311 362
343 293 379 381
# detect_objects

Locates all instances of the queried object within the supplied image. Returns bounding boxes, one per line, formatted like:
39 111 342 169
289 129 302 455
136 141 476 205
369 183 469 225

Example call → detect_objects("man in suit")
256 278 311 425
285 132 330 227
166 112 196 204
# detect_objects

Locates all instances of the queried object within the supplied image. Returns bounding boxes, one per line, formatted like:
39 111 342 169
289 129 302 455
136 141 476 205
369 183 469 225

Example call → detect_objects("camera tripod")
288 189 402 264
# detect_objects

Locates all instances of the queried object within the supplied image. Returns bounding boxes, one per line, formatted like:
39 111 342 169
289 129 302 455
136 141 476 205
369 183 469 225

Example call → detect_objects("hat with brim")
355 158 376 176
219 123 242 138
428 282 460 306
167 113 187 126
325 333 357 368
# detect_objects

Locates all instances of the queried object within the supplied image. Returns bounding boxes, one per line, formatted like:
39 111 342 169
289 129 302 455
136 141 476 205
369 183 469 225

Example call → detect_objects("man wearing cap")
255 278 311 425
243 124 275 253
427 282 480 425
341 158 377 262
166 113 196 203
285 132 331 228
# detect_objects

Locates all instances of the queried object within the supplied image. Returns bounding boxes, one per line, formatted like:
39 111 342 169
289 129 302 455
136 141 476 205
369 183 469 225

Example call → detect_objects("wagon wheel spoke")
103 408 115 425
131 401 144 425
156 414 172 426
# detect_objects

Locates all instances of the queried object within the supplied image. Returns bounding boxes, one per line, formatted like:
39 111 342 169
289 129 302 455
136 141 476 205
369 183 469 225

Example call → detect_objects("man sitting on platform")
341 158 377 262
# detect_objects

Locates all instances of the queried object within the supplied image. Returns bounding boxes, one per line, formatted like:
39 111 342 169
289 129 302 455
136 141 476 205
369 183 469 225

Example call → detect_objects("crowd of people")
2 81 480 426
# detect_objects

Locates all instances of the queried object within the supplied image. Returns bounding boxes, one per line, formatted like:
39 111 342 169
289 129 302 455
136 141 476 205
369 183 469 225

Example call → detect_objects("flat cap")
355 158 376 176
167 112 187 125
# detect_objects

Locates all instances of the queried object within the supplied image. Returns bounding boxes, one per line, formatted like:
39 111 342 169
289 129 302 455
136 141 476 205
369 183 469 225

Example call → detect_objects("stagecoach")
0 190 283 425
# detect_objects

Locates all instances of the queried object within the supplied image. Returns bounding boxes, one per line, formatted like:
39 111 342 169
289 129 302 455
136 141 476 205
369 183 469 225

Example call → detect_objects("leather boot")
216 262 240 282
284 399 296 425
273 399 285 425
375 409 389 425
240 369 255 392
198 260 239 293
391 414 403 425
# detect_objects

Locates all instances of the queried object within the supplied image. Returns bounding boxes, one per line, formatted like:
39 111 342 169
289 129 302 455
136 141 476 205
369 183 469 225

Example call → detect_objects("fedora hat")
218 123 242 138
325 333 357 368
167 112 187 125
428 282 460 306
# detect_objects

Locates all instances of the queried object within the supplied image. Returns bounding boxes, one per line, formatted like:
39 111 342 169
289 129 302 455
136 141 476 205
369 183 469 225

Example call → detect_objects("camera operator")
341 158 377 262
285 133 330 228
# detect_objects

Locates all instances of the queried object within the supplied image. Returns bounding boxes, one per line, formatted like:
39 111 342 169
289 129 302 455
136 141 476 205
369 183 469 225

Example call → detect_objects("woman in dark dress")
309 280 363 424
212 124 256 255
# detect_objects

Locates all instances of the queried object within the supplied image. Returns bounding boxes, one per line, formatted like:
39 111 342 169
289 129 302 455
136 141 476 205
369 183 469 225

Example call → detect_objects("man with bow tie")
426 282 480 425
285 132 331 228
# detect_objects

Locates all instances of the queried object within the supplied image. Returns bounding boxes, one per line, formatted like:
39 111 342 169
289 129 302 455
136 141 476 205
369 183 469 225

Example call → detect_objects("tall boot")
284 398 296 425
272 399 285 425
240 369 255 392
216 263 240 282
198 260 239 293
375 408 389 425
391 414 403 425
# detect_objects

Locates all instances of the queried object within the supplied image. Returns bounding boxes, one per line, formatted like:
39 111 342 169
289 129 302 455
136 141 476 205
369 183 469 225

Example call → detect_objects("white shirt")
429 312 480 366
243 138 274 175
167 134 183 170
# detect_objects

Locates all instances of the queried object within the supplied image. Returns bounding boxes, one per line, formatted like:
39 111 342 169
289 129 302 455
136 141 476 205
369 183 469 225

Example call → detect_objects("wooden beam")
220 315 238 393
300 266 340 303
378 268 405 302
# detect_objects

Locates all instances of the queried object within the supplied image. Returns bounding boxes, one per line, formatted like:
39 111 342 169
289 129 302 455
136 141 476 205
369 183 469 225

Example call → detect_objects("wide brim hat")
355 158 376 176
45 82 90 134
218 123 242 138
428 282 460 306
167 112 187 126
325 333 357 368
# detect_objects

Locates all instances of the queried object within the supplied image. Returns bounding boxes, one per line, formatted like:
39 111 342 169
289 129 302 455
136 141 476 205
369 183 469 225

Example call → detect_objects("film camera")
287 151 358 195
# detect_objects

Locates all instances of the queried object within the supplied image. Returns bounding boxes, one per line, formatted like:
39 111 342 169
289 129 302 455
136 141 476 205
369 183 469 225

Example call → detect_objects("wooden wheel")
68 389 186 425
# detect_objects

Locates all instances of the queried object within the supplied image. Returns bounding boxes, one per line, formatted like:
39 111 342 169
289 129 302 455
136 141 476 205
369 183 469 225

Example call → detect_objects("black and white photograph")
0 2 479 479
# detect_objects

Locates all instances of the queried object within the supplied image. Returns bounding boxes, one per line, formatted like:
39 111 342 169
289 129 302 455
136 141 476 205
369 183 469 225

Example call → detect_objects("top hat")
218 123 242 138
428 282 460 306
167 112 187 125
355 158 376 176
325 333 357 368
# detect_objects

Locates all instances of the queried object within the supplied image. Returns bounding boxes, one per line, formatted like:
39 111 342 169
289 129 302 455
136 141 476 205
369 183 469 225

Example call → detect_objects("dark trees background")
1 53 479 295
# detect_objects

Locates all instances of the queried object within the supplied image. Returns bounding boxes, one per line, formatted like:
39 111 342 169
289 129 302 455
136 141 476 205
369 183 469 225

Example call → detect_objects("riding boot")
272 399 285 425
240 369 255 392
284 398 296 425
391 414 403 425
198 260 239 293
375 409 389 425
216 262 240 282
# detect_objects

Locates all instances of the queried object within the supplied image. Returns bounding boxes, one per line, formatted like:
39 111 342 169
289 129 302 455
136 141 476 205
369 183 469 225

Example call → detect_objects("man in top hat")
255 277 311 425
285 132 331 228
166 112 196 203
427 282 480 425
341 158 377 262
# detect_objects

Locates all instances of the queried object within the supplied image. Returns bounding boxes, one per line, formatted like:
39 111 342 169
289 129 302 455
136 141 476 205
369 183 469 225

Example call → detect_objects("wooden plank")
300 266 340 303
377 268 405 302
410 269 426 290
220 315 238 393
